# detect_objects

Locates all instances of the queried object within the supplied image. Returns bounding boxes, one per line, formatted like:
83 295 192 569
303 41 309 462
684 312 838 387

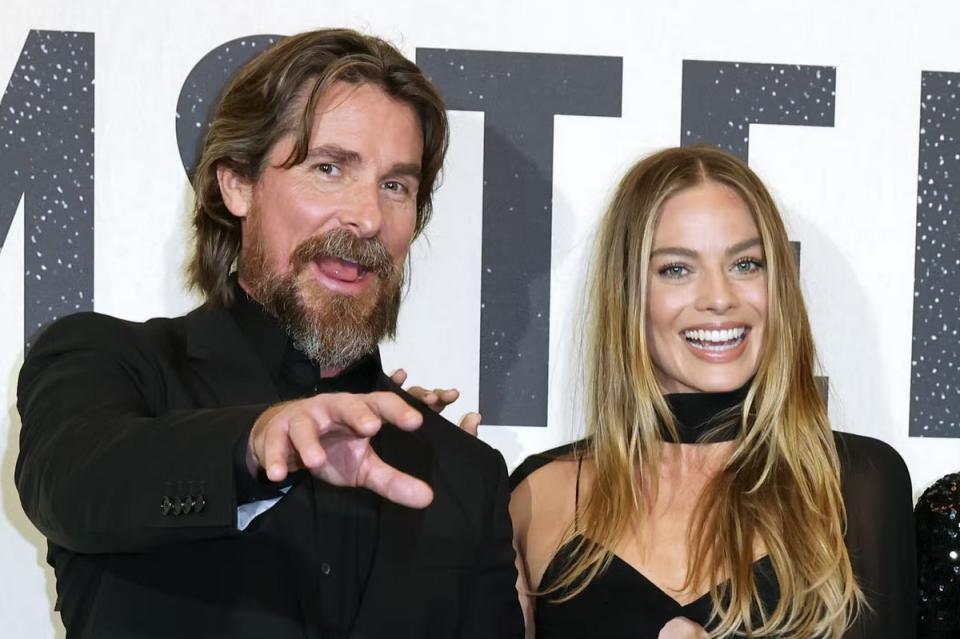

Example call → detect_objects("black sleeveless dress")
509 387 917 638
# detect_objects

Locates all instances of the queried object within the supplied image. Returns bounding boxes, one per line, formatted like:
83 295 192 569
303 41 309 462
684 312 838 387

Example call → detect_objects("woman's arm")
510 477 537 638
835 432 917 639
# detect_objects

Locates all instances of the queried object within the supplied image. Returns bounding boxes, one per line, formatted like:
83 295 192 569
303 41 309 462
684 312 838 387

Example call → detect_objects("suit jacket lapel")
352 375 434 635
184 304 280 407
185 305 331 633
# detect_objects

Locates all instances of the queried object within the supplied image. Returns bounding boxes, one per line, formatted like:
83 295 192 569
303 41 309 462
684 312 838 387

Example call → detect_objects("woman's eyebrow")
651 237 762 259
651 246 698 258
725 237 763 255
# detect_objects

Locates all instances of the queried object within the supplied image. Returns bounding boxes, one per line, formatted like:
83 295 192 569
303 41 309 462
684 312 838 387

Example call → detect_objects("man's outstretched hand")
389 368 481 436
246 391 433 509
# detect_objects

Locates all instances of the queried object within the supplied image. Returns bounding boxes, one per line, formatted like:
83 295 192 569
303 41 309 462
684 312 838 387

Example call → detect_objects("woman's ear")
217 164 254 219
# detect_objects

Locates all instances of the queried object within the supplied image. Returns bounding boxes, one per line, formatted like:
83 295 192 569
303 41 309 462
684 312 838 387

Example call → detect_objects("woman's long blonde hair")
546 146 862 637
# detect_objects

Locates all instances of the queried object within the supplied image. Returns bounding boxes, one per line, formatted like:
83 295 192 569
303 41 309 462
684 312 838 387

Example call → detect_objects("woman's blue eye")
733 258 764 273
659 264 689 278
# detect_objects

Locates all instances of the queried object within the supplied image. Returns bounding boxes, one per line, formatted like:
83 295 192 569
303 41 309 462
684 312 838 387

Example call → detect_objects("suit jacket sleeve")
15 312 268 554
461 448 525 638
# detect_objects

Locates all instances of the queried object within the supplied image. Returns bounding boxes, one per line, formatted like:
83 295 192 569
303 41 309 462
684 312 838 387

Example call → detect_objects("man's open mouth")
314 256 371 283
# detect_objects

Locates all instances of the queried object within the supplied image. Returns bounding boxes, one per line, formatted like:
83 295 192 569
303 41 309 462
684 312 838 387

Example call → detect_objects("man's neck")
320 365 348 378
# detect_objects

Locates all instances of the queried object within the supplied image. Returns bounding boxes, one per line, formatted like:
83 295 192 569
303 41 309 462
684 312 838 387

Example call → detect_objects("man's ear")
217 164 254 218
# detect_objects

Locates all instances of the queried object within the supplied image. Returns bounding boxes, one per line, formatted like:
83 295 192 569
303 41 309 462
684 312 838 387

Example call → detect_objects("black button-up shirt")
229 284 382 636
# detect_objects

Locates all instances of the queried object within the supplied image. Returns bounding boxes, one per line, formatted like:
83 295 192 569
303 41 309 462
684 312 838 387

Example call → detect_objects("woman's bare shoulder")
509 440 586 490
509 443 587 591
509 442 586 543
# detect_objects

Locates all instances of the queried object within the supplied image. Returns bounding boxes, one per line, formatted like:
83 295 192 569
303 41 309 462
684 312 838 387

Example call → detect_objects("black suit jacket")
15 306 524 639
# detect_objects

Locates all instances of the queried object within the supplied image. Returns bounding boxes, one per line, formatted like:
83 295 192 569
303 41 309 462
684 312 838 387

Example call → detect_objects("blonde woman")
509 147 916 638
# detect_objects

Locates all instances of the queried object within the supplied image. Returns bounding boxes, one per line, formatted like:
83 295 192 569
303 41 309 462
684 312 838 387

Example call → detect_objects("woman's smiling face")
646 181 767 394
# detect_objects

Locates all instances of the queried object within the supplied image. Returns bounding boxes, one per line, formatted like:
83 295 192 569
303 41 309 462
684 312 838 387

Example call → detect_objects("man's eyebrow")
305 144 362 164
650 237 763 259
384 162 422 181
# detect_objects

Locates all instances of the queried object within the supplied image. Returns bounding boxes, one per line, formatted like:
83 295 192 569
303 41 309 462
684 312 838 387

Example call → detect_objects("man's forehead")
268 80 423 173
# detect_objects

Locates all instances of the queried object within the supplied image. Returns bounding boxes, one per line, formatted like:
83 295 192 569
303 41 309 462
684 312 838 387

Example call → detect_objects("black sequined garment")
916 472 960 638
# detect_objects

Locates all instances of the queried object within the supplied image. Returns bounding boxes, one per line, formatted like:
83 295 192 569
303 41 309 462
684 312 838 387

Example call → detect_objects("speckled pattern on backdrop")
0 30 94 347
910 71 960 438
417 49 622 426
681 61 835 162
176 35 279 176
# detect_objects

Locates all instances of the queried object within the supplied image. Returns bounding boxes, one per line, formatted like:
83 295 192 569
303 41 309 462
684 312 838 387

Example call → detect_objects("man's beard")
240 228 404 370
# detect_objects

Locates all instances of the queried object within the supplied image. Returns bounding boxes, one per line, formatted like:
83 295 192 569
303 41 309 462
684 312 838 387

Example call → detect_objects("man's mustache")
290 230 396 279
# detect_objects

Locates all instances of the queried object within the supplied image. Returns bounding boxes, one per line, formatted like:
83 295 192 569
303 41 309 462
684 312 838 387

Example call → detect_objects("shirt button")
320 562 332 576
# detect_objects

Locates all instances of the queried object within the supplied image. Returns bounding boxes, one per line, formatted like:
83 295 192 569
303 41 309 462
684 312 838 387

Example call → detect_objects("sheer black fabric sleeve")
834 432 917 639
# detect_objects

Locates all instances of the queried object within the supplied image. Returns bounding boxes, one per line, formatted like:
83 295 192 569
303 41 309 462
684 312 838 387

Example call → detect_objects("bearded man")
15 29 523 639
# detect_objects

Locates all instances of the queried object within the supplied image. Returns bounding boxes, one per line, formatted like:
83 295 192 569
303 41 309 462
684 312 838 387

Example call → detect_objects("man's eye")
314 163 341 176
382 180 408 194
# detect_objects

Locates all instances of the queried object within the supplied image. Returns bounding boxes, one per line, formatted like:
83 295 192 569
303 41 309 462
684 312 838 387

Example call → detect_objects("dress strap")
574 452 584 531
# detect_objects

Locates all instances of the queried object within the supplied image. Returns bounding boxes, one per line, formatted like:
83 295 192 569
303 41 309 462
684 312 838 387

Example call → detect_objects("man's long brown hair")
187 28 449 306
545 146 863 637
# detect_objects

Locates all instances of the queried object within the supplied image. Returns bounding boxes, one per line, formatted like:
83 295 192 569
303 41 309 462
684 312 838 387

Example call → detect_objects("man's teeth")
682 327 747 351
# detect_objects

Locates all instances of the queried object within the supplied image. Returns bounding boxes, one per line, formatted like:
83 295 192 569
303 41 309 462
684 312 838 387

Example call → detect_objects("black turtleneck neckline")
661 382 751 444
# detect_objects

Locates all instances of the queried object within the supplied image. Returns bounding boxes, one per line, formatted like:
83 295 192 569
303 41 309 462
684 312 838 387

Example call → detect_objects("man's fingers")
389 368 408 386
288 415 327 471
322 395 385 437
407 386 460 413
261 419 294 482
360 451 433 509
458 412 481 437
406 385 434 405
359 392 423 431
429 388 459 413
435 388 460 404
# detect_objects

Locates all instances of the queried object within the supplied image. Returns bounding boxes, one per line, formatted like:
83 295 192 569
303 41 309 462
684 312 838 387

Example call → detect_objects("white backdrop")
3 1 959 635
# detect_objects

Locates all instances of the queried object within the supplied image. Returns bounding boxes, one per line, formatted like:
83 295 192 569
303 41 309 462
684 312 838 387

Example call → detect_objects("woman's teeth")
683 327 747 351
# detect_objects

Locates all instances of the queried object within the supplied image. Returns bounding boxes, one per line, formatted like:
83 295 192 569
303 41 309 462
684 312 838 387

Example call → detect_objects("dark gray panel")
176 35 280 177
910 71 960 438
0 30 94 347
418 49 622 426
681 61 835 162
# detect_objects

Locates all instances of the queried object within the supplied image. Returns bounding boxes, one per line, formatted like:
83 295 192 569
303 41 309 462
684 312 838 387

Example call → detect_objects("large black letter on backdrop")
417 50 622 427
910 71 960 438
680 61 835 162
680 60 836 400
175 35 280 176
0 30 94 347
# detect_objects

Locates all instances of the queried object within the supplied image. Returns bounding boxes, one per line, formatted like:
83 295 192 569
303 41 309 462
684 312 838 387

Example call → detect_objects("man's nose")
695 268 737 313
337 183 383 238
